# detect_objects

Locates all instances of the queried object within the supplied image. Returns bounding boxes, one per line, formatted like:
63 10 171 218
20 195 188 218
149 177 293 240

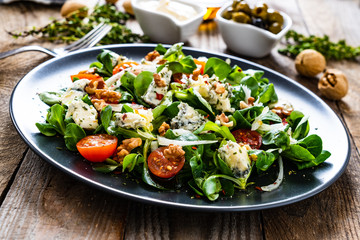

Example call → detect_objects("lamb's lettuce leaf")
93 49 119 77
204 57 232 80
174 88 215 119
64 123 86 151
39 91 62 105
46 104 66 135
194 121 235 142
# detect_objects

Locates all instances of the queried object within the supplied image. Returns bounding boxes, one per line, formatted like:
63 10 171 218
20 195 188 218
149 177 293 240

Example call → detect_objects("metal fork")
0 22 112 59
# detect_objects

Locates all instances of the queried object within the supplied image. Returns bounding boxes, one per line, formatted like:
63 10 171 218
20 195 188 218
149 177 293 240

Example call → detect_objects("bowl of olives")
216 0 292 58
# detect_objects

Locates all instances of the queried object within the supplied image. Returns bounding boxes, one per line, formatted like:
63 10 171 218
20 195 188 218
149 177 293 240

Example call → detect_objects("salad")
36 43 331 201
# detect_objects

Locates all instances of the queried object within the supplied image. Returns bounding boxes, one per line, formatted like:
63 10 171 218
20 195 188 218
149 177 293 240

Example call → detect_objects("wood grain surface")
0 0 359 239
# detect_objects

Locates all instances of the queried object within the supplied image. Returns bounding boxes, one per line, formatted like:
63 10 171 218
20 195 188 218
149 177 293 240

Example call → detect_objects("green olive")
222 9 234 20
268 22 282 34
231 0 241 9
232 12 251 23
234 2 251 15
252 3 268 20
267 10 284 24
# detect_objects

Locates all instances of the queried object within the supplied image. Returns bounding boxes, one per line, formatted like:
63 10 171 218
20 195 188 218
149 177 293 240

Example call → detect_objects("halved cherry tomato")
112 61 139 75
194 59 206 74
148 147 185 179
232 129 262 149
71 73 101 82
76 134 118 162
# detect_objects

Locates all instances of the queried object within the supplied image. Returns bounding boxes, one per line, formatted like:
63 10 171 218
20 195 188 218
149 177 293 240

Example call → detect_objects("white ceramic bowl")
216 3 292 58
131 0 207 44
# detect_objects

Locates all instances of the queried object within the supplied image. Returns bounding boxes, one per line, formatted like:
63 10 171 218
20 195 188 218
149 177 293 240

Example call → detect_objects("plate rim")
9 43 352 211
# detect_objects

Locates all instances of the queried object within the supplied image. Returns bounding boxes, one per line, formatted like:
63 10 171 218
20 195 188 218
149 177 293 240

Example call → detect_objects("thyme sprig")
278 30 360 61
8 4 149 44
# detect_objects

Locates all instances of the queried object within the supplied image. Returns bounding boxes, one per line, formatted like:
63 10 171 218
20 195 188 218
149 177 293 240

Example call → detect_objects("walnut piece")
213 82 226 94
239 97 255 109
295 49 326 77
216 113 233 128
114 138 142 162
122 138 142 150
158 122 170 136
85 78 107 94
172 73 184 83
269 100 294 118
116 149 130 162
145 50 160 61
239 101 249 109
94 89 121 103
158 59 167 65
318 69 348 100
91 99 107 112
271 107 292 118
153 73 166 87
164 144 185 161
247 97 255 105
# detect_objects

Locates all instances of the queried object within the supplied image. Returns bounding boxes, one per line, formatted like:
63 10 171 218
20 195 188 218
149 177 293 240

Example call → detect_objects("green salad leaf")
35 43 332 202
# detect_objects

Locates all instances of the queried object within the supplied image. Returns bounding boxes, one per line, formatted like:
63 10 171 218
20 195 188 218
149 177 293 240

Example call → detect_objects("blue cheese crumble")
218 141 251 178
208 82 234 113
188 75 234 113
170 102 205 131
142 67 172 107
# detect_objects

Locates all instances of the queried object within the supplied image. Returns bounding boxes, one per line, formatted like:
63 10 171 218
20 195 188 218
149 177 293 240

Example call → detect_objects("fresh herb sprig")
278 30 360 60
8 4 148 44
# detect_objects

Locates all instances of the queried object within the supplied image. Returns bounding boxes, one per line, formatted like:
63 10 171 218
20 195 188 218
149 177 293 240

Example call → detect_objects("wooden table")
0 0 359 239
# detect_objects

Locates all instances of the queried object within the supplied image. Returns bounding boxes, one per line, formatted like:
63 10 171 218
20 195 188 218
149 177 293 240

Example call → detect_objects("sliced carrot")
112 61 139 75
194 59 206 74
71 73 101 81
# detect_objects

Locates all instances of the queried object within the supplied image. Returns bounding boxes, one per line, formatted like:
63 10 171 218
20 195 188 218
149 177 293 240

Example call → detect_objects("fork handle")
0 45 57 59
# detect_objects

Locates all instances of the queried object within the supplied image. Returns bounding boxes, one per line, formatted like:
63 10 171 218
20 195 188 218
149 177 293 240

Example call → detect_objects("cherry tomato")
148 147 185 179
194 59 206 74
112 61 139 75
232 129 262 149
71 73 101 81
76 134 118 162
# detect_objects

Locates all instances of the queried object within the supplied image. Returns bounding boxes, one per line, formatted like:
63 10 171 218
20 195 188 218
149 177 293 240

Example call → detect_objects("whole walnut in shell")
318 69 348 100
295 49 326 77
60 0 88 17
123 0 134 15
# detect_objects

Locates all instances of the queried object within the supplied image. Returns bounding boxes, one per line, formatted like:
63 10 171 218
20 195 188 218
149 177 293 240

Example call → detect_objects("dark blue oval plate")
10 44 351 211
